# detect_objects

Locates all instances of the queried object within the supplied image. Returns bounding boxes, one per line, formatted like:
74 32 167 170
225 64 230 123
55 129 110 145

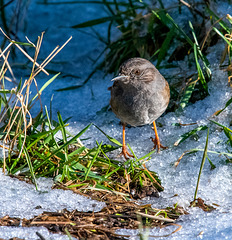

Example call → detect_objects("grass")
0 29 72 188
1 109 163 198
194 128 209 200
175 93 232 167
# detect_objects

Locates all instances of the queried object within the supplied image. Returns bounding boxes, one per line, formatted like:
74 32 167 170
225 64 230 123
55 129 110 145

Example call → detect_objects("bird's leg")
120 123 133 159
151 121 168 152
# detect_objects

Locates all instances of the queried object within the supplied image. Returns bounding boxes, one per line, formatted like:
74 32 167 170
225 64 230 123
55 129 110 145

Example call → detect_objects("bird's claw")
151 137 168 153
120 146 133 160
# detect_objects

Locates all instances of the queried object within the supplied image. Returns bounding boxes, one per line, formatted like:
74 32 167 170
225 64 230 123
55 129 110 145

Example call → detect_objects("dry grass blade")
2 90 32 173
0 48 15 80
32 36 72 79
175 151 186 167
14 43 49 75
142 163 164 190
0 50 10 78
201 15 227 51
0 42 13 58
0 27 49 75
145 223 182 238
0 30 71 175
136 212 175 223
160 223 183 237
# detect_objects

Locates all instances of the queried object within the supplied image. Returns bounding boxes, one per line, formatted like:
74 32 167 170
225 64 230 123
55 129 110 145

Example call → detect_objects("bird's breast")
110 81 168 126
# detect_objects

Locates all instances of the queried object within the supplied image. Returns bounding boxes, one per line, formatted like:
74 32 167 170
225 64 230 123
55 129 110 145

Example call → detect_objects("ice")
1 0 232 239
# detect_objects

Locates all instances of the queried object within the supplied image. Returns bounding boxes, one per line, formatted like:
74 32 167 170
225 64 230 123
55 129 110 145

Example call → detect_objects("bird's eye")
134 69 141 75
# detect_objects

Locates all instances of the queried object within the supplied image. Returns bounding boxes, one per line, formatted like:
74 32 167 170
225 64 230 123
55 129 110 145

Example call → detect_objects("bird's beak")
111 75 129 82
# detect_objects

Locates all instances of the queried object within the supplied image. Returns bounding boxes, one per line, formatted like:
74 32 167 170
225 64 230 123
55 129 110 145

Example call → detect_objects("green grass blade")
215 97 232 116
34 123 92 171
105 166 121 178
194 128 209 200
156 26 175 68
213 27 232 47
189 21 211 78
26 125 65 150
23 147 38 190
189 21 199 46
71 16 119 28
68 146 86 157
165 13 194 46
30 73 60 103
191 149 232 158
57 112 70 181
210 120 232 147
16 78 22 92
179 81 196 110
93 124 122 146
44 105 60 148
84 141 102 180
137 149 156 161
11 41 34 47
0 89 14 94
224 128 232 147
207 8 230 32
174 125 208 146
10 134 23 173
193 44 208 94
207 156 216 170
210 120 232 133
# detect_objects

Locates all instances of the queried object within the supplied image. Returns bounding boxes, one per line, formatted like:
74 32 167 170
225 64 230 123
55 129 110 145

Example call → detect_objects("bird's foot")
120 145 134 160
151 137 168 153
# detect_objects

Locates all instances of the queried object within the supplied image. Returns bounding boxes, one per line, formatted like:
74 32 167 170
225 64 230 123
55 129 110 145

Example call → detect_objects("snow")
1 0 232 239
0 173 104 239
0 173 104 219
0 226 74 240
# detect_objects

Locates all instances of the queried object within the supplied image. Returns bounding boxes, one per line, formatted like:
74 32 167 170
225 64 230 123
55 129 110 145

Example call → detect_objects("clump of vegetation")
0 201 186 239
0 29 163 201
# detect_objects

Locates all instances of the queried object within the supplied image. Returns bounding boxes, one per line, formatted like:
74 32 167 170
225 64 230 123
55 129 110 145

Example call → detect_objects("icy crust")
0 172 105 219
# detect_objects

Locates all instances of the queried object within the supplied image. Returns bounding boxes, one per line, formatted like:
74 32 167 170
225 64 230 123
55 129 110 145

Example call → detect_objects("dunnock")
110 57 170 159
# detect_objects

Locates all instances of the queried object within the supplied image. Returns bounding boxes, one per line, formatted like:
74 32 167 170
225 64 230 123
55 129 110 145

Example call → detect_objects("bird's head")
111 57 158 84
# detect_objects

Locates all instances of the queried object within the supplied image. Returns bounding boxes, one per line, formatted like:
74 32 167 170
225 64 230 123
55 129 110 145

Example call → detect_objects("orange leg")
151 121 167 152
120 124 133 159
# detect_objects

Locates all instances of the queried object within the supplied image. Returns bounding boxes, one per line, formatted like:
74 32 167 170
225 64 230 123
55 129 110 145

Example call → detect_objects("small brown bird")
110 57 170 159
